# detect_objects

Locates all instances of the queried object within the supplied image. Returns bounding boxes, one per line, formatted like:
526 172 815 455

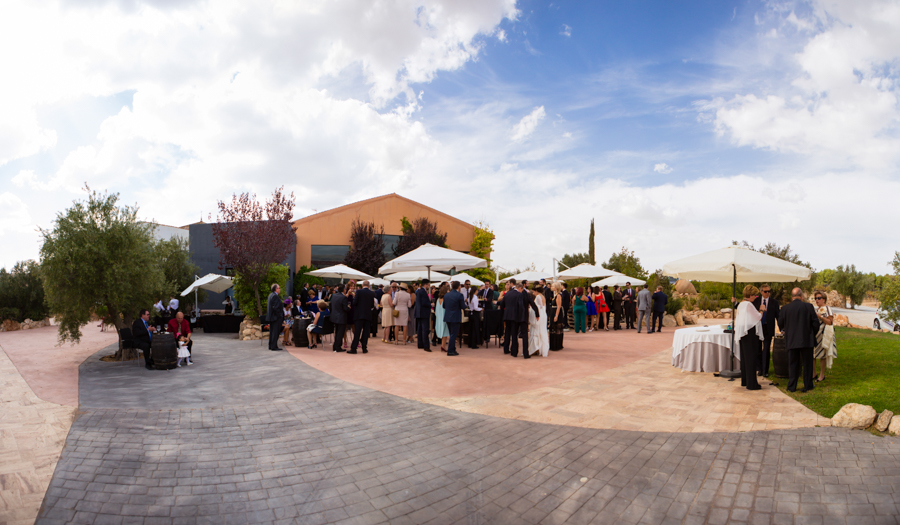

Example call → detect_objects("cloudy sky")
2 0 898 275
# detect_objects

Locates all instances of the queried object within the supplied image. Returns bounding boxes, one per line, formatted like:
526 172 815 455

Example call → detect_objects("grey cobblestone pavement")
36 335 900 524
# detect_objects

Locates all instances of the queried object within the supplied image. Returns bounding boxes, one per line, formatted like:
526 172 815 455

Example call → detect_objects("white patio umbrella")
662 245 811 379
181 273 234 316
444 272 484 286
557 263 619 281
368 278 391 288
500 271 552 283
378 243 487 280
383 270 452 282
591 274 646 288
307 264 374 283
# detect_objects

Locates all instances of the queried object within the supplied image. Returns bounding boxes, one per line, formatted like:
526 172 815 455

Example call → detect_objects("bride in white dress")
528 290 550 357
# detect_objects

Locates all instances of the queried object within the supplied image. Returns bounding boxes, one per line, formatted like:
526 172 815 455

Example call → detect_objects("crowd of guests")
262 277 672 358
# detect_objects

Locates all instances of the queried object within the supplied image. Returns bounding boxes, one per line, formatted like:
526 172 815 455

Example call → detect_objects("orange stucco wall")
293 195 476 269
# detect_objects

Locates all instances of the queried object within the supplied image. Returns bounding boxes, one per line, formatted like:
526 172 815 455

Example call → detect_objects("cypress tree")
588 218 595 265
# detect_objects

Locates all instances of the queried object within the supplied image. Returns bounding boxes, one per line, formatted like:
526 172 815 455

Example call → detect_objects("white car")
873 309 898 332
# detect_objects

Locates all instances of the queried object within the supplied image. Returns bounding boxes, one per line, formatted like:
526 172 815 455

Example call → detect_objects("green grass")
773 327 900 418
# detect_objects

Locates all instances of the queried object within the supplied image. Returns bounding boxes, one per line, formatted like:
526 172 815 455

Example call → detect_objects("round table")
671 325 739 373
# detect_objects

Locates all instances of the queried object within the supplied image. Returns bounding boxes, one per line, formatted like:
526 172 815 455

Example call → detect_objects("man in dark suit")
560 283 571 329
650 286 668 334
622 282 636 329
350 281 376 354
752 284 780 377
330 284 349 353
442 282 467 356
541 279 553 318
132 308 156 370
602 285 613 329
778 288 820 392
415 279 432 352
266 284 284 351
612 285 623 330
500 282 539 358
479 281 494 341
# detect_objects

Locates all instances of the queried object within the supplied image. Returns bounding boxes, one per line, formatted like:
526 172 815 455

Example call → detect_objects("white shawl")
734 300 764 341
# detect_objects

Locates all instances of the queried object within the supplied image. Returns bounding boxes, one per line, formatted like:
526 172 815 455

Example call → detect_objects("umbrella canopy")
307 264 374 282
383 270 452 282
557 263 618 281
378 243 487 277
591 274 646 288
442 272 484 286
368 278 391 288
500 271 552 283
662 246 811 283
181 274 234 296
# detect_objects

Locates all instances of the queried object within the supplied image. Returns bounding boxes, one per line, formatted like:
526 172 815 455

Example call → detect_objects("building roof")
292 193 474 229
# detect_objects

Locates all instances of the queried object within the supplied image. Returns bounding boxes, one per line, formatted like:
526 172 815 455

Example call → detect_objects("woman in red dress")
593 286 610 331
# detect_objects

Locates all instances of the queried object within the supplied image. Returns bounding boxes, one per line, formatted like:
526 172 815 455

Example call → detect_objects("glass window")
379 235 403 258
311 245 350 268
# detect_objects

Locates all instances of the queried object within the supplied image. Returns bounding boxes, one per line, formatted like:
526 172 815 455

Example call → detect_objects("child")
176 333 193 367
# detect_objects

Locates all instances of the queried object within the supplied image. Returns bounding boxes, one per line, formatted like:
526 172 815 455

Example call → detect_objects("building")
140 222 190 243
292 193 477 270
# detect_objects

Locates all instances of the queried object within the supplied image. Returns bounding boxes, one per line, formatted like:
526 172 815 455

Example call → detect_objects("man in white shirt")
168 295 179 314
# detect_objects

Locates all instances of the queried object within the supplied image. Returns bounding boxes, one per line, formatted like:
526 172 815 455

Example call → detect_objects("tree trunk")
254 287 263 320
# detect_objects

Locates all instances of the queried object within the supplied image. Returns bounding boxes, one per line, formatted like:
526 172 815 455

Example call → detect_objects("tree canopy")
234 264 288 319
602 247 648 280
211 187 296 317
343 217 386 277
40 188 165 345
0 260 48 322
393 216 447 257
467 220 496 283
879 252 900 324
588 219 595 265
557 252 590 273
832 264 873 309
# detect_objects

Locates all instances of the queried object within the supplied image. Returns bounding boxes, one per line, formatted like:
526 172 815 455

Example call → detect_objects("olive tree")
877 252 900 323
40 189 165 354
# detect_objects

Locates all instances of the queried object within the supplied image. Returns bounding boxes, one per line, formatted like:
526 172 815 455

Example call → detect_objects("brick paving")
33 335 900 524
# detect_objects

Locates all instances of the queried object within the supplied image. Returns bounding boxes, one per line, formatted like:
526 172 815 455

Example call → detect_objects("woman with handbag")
393 283 412 345
380 284 395 343
813 292 836 382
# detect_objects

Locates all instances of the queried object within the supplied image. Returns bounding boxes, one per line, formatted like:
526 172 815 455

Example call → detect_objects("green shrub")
665 296 683 316
0 307 20 321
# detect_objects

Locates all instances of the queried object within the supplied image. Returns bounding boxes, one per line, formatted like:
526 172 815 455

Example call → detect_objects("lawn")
773 327 900 418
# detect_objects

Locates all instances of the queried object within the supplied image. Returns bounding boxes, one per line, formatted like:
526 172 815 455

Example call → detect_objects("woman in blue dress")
434 284 450 352
308 300 329 349
585 286 598 331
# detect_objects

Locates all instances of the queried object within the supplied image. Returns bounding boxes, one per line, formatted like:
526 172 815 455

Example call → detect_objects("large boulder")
889 416 900 436
875 410 894 432
662 314 677 327
674 311 684 326
831 403 877 429
674 279 697 295
1 319 20 332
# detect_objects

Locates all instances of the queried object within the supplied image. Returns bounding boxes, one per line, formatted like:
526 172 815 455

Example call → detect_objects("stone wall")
0 318 52 332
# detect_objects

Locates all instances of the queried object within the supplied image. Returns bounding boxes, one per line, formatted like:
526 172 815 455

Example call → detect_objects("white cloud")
510 105 546 142
0 192 31 236
561 24 572 37
653 163 673 174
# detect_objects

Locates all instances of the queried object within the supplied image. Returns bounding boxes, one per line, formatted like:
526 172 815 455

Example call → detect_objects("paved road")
37 335 900 524
831 306 879 329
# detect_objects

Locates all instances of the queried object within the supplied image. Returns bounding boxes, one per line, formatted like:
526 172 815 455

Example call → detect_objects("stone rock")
724 313 732 319
875 410 894 432
720 308 732 313
674 311 684 326
889 415 900 436
663 314 677 327
831 403 877 429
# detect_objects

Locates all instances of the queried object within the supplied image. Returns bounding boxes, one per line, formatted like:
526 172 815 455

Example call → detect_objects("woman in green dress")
572 287 588 333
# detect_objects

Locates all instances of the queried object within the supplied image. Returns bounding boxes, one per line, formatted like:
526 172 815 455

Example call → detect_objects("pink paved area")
287 328 676 398
0 325 118 407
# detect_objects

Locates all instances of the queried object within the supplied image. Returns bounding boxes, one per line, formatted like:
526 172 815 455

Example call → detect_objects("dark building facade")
189 223 296 312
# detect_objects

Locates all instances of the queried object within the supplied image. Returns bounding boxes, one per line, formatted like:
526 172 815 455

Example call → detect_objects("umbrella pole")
720 265 741 379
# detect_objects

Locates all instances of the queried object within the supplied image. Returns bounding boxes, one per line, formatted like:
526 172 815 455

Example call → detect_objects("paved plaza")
2 330 900 524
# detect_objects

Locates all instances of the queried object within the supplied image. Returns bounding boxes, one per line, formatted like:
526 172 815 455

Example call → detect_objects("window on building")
379 235 403 258
311 245 350 268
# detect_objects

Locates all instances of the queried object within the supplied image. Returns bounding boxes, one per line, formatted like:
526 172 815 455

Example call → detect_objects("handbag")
392 309 400 318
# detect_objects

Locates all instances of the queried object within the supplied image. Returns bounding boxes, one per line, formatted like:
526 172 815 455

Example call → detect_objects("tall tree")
832 264 873 309
393 216 448 257
343 217 386 277
588 219 595 265
602 247 648 280
0 260 48 322
879 252 900 324
40 188 165 349
154 237 205 312
467 221 496 282
211 187 296 317
234 264 289 318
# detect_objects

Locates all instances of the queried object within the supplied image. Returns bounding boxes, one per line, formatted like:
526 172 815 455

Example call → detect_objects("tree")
588 219 595 265
40 188 165 350
832 264 873 309
879 252 900 324
558 252 590 272
467 221 496 283
732 240 817 302
0 260 48 322
154 237 205 312
646 269 673 295
393 216 448 257
211 187 296 317
602 247 648 280
343 217 386 277
234 264 289 319
294 265 324 289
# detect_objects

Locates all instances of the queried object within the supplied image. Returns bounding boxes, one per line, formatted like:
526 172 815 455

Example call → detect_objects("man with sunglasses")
752 285 780 378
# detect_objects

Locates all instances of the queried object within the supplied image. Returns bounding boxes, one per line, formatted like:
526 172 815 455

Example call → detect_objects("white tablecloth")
671 326 740 373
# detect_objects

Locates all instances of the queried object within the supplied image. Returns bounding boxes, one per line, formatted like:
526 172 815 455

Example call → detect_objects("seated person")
132 308 157 370
283 299 294 347
291 299 303 317
308 300 329 349
167 311 193 356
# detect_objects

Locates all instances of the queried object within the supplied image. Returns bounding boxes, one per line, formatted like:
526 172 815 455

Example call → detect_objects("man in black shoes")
350 281 376 354
442 282 467 356
132 308 156 369
330 284 349 352
415 279 432 352
778 288 820 392
266 284 284 351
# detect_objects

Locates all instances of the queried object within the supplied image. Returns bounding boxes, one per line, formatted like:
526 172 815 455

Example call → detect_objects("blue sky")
1 0 898 274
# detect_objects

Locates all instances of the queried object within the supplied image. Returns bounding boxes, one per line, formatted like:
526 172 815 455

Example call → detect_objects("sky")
1 0 899 275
